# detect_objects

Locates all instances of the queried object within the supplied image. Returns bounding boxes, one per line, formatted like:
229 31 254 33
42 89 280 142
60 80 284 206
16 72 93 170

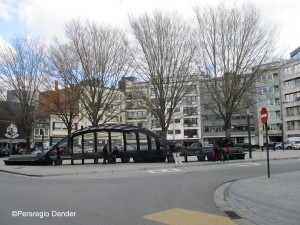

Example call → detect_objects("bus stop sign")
261 107 268 124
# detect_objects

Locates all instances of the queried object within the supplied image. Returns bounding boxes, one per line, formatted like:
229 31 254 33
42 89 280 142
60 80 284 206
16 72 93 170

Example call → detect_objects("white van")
285 137 300 149
286 137 300 144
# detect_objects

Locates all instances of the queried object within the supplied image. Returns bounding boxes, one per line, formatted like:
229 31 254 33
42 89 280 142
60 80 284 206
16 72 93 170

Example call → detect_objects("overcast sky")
0 0 299 58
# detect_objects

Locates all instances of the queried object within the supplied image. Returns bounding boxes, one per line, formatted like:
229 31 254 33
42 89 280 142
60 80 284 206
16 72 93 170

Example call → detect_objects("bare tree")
194 3 277 139
64 19 129 127
129 10 197 139
0 37 46 153
39 41 82 149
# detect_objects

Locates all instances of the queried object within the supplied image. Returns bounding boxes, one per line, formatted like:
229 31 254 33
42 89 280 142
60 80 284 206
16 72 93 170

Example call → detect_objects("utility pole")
247 109 252 159
10 124 13 155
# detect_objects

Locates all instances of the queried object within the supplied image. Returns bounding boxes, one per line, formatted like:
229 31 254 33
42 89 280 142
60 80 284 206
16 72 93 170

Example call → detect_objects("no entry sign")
261 107 268 124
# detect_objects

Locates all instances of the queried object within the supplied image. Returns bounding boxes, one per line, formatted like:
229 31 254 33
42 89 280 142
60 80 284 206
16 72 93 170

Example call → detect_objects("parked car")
0 147 10 157
263 143 276 151
189 142 203 148
285 141 295 150
292 141 300 150
18 148 27 154
205 144 214 147
275 142 283 149
186 142 203 154
31 148 50 155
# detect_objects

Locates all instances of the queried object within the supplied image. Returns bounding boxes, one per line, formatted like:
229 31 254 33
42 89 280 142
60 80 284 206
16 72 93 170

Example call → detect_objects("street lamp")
9 123 13 155
41 129 44 153
247 108 252 159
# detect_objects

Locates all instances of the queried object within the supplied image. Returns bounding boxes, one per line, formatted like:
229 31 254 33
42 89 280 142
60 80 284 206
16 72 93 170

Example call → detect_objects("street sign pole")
265 122 270 178
261 107 270 178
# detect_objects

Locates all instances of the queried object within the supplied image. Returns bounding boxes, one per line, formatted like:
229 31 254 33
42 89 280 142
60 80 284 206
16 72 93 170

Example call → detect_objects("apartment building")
120 76 202 147
34 45 300 148
44 85 126 148
280 47 300 140
256 62 282 143
166 84 201 146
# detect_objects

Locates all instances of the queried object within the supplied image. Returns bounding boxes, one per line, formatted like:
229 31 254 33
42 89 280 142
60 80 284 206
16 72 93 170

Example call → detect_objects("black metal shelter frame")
42 123 173 164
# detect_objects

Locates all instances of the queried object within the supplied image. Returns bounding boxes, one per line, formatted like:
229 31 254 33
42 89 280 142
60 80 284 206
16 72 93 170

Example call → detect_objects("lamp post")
247 109 252 159
10 124 13 155
41 128 44 153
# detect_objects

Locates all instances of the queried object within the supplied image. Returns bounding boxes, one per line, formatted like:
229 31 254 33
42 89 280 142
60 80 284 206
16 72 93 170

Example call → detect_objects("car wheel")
287 146 292 150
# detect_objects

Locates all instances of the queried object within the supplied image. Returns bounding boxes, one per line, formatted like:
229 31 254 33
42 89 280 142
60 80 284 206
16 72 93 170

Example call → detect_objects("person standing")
213 143 220 162
112 147 120 164
102 144 109 164
170 145 182 164
225 145 230 161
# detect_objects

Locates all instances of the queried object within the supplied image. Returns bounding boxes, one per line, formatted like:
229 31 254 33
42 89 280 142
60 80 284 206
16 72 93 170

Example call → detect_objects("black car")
0 147 10 157
189 142 203 148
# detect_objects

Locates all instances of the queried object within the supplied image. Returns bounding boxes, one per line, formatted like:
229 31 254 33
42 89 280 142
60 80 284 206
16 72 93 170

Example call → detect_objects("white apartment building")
121 77 202 147
256 62 282 144
166 84 201 146
280 47 300 140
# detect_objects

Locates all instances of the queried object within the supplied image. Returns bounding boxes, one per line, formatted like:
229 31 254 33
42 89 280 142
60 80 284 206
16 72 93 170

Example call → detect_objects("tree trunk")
67 127 72 150
225 120 231 140
26 136 31 154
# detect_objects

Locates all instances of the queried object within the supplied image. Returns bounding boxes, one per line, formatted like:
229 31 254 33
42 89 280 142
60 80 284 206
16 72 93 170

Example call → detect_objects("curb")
213 181 256 225
0 169 43 177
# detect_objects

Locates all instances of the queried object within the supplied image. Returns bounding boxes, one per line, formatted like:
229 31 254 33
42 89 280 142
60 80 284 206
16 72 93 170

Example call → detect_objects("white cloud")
1 0 299 58
0 35 9 48
0 1 12 20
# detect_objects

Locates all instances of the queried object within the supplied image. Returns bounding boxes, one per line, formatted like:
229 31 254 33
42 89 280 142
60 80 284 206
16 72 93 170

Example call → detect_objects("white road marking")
228 163 261 167
147 168 182 174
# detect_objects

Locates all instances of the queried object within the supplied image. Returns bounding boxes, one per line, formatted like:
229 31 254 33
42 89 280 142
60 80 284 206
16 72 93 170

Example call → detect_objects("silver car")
292 141 300 150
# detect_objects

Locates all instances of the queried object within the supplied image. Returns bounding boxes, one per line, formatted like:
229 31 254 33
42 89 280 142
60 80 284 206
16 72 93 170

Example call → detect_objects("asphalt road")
1 159 300 225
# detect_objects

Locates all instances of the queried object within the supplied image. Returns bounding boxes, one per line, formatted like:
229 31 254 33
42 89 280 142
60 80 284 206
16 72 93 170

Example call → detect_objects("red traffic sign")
261 107 268 124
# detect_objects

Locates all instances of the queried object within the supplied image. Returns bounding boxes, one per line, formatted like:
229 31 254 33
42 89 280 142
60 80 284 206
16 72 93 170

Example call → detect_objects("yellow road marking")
144 208 236 225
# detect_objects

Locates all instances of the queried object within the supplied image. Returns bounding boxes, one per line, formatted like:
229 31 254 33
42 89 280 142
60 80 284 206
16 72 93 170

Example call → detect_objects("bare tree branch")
129 10 197 139
0 37 46 152
194 3 277 138
64 19 129 126
40 40 82 148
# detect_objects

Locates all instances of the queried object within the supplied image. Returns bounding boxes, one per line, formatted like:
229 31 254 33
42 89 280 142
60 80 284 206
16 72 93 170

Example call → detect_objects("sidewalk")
225 171 300 225
0 149 299 177
214 149 300 225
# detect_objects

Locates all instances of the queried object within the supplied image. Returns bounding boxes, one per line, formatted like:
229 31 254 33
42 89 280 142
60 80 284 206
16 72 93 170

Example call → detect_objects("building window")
53 122 67 130
185 85 197 94
151 120 160 128
182 96 197 105
183 107 197 116
127 111 147 120
53 122 77 130
204 126 225 133
150 88 159 96
34 128 49 139
184 129 198 138
173 118 181 123
183 118 198 127
175 130 181 134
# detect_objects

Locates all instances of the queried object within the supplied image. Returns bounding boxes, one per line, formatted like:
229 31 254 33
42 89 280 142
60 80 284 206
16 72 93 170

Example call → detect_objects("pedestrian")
56 147 61 160
112 147 120 163
213 143 220 162
170 144 182 164
224 145 230 161
102 144 109 164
